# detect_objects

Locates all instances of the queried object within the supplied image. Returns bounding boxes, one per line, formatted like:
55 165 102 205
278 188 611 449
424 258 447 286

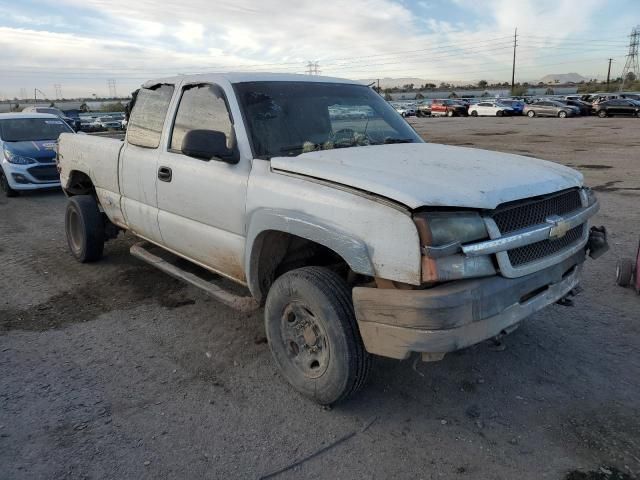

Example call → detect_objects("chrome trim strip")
462 200 599 257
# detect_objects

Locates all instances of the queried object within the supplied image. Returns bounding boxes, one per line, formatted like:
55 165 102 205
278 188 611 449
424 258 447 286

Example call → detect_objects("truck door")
119 83 175 243
156 82 250 283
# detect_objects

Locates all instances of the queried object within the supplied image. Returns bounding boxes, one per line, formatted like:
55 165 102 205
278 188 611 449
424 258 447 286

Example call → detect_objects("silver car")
524 100 579 118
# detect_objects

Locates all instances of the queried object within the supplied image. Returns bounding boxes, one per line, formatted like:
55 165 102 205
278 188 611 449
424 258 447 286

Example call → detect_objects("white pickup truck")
57 73 608 405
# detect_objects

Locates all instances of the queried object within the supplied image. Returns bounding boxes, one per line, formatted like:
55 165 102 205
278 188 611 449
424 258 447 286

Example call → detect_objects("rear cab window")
127 84 175 148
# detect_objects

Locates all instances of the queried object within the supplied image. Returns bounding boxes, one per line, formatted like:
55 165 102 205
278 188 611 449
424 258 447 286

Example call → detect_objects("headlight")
414 211 494 283
4 149 37 165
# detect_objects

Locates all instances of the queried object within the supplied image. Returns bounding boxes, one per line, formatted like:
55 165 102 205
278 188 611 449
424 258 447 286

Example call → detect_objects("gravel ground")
1 116 639 480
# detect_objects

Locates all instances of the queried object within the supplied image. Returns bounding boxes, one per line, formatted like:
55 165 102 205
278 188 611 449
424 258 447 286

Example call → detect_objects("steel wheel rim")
67 208 83 254
280 302 330 379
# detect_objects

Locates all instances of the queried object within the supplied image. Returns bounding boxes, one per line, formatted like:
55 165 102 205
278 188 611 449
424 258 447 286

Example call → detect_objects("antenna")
620 25 639 90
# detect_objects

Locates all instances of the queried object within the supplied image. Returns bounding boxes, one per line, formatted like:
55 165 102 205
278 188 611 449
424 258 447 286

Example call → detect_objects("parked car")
496 99 525 115
431 99 467 116
592 99 640 118
524 100 579 118
468 101 514 117
564 99 592 116
416 100 432 117
0 113 74 196
93 116 124 130
21 106 81 131
393 104 415 117
57 73 607 405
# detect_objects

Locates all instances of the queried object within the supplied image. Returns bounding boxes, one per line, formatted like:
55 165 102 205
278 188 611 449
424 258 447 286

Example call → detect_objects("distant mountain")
539 73 587 84
357 77 440 88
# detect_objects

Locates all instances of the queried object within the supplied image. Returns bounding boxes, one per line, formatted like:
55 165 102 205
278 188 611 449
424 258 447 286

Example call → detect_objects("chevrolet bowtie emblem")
546 215 569 239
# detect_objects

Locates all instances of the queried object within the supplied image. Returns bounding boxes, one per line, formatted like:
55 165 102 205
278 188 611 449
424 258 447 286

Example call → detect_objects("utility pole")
606 58 613 89
511 27 518 94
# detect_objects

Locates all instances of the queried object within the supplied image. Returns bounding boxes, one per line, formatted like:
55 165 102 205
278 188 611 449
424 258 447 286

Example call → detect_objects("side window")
170 84 233 152
127 84 174 148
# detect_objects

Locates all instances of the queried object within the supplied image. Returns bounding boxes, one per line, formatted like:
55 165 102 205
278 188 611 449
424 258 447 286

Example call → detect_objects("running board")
130 242 259 313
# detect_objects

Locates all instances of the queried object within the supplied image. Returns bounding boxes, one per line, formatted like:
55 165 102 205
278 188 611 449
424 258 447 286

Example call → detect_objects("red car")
430 99 468 117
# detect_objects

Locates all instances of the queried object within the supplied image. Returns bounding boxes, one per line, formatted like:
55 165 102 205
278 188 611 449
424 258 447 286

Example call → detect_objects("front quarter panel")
245 160 422 291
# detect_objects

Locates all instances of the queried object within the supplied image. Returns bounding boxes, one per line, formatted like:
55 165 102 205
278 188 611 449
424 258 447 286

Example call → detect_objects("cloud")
0 0 626 97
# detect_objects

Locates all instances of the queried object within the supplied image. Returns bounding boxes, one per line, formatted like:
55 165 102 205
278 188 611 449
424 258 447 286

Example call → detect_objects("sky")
0 0 636 99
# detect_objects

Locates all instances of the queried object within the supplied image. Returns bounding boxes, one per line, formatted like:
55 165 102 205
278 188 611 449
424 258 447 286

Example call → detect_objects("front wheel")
496 110 504 117
264 266 371 405
65 195 105 262
0 168 18 197
558 110 568 118
527 110 535 117
470 110 478 117
598 110 607 118
447 110 454 117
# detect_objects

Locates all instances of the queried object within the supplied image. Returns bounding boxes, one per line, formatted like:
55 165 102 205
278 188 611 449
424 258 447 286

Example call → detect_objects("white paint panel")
246 161 422 285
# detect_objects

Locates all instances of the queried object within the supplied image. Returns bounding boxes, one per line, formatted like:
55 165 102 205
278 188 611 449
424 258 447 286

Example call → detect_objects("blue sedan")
0 113 74 197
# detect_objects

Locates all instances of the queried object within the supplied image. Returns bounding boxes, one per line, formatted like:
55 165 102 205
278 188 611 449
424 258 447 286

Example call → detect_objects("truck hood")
271 143 583 210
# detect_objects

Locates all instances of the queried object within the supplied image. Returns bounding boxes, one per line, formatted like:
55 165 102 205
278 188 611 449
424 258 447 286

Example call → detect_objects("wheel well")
251 231 353 304
64 170 95 196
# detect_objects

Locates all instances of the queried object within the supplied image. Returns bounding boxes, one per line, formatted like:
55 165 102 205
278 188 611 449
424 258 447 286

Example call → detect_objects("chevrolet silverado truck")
57 73 608 405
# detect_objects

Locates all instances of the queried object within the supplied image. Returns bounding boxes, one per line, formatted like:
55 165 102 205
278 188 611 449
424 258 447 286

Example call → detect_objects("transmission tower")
306 61 320 75
19 88 27 100
107 79 117 98
54 84 62 99
620 25 639 90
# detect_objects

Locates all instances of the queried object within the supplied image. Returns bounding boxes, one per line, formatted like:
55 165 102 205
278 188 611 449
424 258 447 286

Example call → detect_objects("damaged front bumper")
353 250 586 360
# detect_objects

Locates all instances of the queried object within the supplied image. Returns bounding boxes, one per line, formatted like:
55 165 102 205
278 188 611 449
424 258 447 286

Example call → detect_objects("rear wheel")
496 110 503 117
0 168 18 197
470 110 478 117
65 195 105 262
527 110 535 117
558 110 568 118
598 109 607 118
447 110 454 117
264 266 371 405
616 259 634 287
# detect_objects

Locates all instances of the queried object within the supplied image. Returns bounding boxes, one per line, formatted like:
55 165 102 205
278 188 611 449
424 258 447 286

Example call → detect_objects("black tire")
65 195 105 262
558 110 567 118
616 258 634 287
470 110 478 117
447 110 454 117
0 168 18 197
527 110 535 117
264 266 371 405
598 109 607 118
496 110 503 117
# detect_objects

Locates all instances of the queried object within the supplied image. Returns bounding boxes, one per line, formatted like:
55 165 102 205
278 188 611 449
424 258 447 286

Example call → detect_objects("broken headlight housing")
413 211 495 283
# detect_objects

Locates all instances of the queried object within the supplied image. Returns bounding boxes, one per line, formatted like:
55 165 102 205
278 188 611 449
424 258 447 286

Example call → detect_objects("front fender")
245 208 375 298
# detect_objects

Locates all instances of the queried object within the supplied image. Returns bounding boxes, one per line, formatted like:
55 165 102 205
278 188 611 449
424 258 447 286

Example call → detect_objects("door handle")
158 166 172 182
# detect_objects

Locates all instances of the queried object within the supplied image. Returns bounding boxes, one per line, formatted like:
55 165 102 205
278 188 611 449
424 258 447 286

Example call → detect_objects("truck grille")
490 189 586 269
27 165 59 182
507 225 585 266
492 189 582 234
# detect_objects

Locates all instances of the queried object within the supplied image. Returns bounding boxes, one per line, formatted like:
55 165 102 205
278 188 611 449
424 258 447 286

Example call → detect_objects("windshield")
0 118 73 142
234 81 423 159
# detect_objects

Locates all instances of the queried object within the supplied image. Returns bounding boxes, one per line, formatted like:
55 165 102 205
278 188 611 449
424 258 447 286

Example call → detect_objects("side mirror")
181 129 238 163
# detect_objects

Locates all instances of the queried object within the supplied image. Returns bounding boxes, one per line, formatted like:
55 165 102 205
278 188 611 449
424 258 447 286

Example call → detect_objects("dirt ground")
1 116 639 480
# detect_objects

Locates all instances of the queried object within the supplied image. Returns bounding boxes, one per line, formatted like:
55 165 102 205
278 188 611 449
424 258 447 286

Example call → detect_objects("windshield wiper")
383 138 414 144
